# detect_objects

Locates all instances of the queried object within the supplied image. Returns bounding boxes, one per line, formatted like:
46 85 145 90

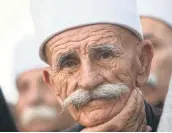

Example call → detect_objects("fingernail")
136 88 143 95
139 90 143 95
146 126 152 132
134 89 137 95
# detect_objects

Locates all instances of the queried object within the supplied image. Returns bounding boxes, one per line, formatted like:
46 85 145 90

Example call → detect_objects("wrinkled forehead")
44 24 138 64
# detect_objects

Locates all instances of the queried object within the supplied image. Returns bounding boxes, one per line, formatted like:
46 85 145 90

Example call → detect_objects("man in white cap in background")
13 36 75 131
137 0 172 108
30 0 160 131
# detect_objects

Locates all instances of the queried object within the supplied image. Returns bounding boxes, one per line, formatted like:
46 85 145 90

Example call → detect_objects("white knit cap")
30 0 143 63
137 0 172 27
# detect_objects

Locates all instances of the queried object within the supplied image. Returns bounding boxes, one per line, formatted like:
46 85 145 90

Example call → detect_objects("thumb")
146 126 152 132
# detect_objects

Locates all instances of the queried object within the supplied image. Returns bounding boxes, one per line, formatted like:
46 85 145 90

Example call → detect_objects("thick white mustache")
63 83 129 109
20 105 57 126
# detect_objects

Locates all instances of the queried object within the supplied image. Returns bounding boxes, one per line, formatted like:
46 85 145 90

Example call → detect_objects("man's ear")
42 67 54 90
136 40 154 87
42 67 63 106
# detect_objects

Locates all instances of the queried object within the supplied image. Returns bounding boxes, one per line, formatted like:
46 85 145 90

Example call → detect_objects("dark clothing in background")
66 102 161 132
153 101 164 110
145 102 161 132
0 88 18 132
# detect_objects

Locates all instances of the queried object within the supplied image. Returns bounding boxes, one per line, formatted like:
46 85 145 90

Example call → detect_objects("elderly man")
13 36 75 132
137 0 172 108
31 0 160 131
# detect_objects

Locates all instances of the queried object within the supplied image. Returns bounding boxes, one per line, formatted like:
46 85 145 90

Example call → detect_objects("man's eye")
99 52 114 60
62 60 78 68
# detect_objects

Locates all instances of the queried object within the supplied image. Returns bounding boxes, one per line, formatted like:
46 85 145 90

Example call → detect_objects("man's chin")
70 98 124 127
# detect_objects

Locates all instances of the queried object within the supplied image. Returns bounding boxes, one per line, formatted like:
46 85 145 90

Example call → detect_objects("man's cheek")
53 73 68 100
97 60 120 80
111 64 132 84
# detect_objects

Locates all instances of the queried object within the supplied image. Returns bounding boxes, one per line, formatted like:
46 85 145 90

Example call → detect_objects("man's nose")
78 59 103 90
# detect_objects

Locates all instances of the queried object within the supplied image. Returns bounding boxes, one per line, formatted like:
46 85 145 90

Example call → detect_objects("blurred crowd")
0 0 172 132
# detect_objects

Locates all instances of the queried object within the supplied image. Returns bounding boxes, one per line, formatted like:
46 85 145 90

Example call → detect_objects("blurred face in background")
141 16 172 105
16 68 75 132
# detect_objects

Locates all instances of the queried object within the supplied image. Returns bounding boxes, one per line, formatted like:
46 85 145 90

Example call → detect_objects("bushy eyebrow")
88 44 121 59
144 33 162 46
55 44 119 67
90 44 114 50
88 44 119 54
56 51 78 67
144 34 154 39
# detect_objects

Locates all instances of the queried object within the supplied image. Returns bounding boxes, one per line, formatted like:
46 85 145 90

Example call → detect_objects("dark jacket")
0 88 18 132
65 102 161 132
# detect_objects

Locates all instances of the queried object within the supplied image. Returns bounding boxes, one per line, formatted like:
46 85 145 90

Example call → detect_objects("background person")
13 36 75 132
137 0 172 108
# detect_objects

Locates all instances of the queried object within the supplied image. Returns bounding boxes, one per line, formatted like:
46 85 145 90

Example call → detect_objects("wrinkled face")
43 24 153 127
141 17 172 104
16 68 75 131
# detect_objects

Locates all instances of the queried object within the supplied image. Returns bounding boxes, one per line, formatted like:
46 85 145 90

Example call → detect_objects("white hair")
20 105 57 126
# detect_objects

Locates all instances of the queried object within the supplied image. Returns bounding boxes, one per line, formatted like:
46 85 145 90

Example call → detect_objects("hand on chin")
69 92 130 127
80 89 150 132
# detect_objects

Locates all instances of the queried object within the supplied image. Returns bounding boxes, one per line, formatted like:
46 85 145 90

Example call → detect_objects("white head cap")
13 36 47 77
137 0 172 27
11 36 47 100
4 36 47 104
30 0 143 63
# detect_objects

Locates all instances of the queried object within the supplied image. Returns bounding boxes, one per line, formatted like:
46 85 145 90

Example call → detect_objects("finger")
137 101 148 132
135 102 146 131
140 123 151 132
81 120 112 132
117 89 138 122
140 119 148 132
131 89 144 124
135 88 144 117
146 126 152 132
82 89 138 132
122 102 145 132
119 89 144 132
112 89 139 131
